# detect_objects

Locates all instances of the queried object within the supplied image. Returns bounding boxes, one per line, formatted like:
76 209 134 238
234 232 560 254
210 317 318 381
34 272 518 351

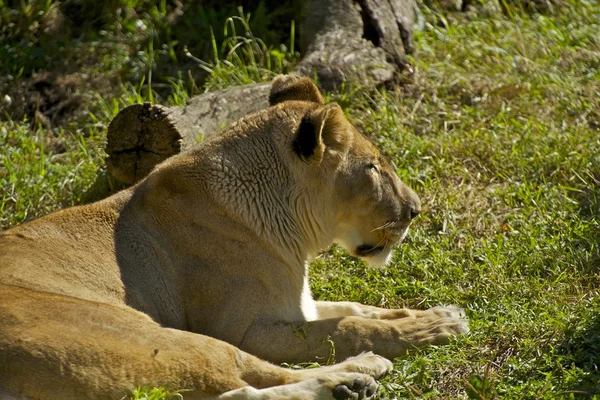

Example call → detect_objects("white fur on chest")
280 275 318 322
301 276 318 321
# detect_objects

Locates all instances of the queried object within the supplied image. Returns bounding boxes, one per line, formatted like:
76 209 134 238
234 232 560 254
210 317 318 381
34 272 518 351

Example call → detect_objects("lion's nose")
406 187 421 221
410 207 420 220
394 173 421 222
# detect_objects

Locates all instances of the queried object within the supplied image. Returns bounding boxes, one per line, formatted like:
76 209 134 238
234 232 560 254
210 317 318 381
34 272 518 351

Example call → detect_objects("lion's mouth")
355 244 387 257
355 225 410 258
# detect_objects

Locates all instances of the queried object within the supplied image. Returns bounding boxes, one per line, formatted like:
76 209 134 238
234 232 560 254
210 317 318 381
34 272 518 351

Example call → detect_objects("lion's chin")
335 226 411 268
355 245 393 268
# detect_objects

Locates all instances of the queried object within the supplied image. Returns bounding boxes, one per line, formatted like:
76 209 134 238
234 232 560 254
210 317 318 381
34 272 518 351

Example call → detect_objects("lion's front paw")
377 308 417 319
416 305 469 345
429 305 467 320
427 305 469 336
390 305 469 348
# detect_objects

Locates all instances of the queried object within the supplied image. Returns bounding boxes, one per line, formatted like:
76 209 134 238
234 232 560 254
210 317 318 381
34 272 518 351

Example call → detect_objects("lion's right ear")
269 75 324 106
293 103 351 162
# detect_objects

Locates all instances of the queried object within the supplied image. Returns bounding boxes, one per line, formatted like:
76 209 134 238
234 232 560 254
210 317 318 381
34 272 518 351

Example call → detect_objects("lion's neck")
288 186 337 258
201 131 334 268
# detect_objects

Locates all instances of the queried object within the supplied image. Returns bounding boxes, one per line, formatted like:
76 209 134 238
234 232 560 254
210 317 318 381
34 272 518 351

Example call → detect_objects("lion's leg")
0 285 390 399
316 301 392 319
0 284 260 399
239 312 468 364
213 373 380 400
316 301 466 321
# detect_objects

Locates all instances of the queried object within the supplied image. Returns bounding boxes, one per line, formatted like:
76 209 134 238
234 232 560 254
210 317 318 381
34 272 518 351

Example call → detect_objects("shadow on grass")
80 171 112 205
554 176 600 396
557 298 600 396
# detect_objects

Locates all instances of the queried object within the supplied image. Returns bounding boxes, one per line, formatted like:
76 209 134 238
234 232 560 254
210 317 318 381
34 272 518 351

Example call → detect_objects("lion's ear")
269 75 324 106
293 103 351 162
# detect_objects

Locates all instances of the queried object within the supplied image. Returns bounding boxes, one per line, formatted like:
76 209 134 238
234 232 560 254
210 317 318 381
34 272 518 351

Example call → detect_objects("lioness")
0 75 468 399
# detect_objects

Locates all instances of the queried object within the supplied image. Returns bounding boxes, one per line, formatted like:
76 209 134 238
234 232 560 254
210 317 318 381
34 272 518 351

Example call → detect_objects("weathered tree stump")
296 0 417 90
106 0 418 188
106 83 271 187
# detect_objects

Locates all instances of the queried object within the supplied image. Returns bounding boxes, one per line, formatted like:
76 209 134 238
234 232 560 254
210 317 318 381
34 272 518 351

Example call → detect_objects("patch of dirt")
0 71 118 128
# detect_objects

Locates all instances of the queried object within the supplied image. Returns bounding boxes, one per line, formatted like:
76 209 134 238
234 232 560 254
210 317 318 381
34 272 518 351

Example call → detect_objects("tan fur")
0 76 467 399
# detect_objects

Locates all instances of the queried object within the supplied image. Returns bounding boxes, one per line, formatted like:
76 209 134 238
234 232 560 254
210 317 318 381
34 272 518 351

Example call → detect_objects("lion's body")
0 76 467 399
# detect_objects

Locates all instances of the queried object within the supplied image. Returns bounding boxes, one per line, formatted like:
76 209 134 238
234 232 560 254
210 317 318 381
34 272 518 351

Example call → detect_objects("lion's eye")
367 163 379 172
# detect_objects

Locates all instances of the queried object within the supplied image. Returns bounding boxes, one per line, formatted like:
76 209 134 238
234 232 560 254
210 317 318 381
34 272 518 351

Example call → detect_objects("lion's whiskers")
371 221 395 232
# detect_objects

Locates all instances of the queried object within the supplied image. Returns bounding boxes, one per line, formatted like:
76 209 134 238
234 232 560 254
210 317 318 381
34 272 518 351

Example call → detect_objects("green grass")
129 386 185 400
0 121 104 226
1 0 599 399
319 2 600 398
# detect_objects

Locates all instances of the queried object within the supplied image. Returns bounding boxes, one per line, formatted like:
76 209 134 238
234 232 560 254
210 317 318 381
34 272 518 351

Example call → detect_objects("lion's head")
269 75 421 267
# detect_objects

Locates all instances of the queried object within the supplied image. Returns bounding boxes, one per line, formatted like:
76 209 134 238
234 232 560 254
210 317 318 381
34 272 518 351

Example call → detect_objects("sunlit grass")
313 1 599 398
0 121 104 227
1 1 599 399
